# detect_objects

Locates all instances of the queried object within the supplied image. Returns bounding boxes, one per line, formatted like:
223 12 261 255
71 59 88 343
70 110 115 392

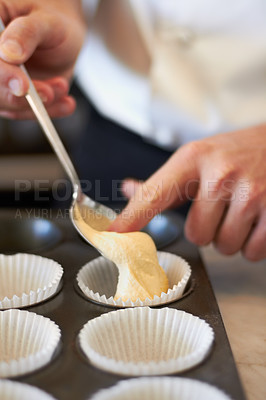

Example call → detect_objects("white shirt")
75 0 266 149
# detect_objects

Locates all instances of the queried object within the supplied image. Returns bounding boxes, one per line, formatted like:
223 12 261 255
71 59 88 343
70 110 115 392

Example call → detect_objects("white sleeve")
81 0 100 22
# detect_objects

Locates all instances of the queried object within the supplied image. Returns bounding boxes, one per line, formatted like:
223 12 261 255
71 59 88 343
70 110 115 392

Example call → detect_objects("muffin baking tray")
0 209 246 400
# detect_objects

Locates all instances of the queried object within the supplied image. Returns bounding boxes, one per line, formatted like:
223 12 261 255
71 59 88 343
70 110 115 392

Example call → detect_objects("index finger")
109 143 200 232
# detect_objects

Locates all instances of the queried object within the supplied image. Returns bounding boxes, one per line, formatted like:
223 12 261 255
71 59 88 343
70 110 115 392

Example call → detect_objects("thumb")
0 13 62 64
109 146 199 232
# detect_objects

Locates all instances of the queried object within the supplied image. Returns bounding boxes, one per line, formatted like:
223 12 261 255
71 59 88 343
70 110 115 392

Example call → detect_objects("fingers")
185 184 228 246
32 77 70 106
45 77 69 101
213 184 257 255
0 13 63 64
109 143 199 232
186 178 264 258
242 212 266 261
0 95 76 120
0 57 74 119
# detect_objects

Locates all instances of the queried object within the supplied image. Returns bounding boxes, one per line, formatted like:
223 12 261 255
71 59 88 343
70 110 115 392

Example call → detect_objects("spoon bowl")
70 192 117 240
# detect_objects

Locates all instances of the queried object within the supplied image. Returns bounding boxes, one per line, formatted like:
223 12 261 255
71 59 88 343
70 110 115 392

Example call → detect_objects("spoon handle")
22 65 81 192
0 18 81 194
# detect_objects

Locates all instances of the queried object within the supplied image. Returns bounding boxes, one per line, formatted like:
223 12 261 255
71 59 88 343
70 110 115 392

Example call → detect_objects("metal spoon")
0 18 117 248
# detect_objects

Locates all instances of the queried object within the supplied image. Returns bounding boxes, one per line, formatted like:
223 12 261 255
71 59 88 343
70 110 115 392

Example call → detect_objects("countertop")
200 245 266 400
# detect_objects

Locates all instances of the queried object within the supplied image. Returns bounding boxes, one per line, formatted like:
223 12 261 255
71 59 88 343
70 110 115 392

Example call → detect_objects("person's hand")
0 0 85 119
110 125 266 261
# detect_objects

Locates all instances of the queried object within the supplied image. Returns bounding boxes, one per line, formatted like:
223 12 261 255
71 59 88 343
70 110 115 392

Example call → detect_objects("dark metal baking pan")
0 213 62 254
0 209 246 400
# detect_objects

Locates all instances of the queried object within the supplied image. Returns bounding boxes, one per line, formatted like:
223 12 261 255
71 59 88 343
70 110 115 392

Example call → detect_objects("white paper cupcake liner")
89 377 231 400
0 309 61 378
0 379 57 400
79 307 214 376
0 253 63 309
76 252 191 307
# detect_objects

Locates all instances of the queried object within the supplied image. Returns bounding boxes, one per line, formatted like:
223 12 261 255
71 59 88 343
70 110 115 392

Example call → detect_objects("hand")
110 125 266 261
0 0 85 119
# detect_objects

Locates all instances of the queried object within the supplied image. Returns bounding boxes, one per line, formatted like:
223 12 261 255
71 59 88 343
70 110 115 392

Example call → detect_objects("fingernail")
0 39 23 59
8 79 24 96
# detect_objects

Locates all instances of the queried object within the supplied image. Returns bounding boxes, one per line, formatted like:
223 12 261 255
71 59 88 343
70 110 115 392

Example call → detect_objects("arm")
110 125 266 261
0 0 86 119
